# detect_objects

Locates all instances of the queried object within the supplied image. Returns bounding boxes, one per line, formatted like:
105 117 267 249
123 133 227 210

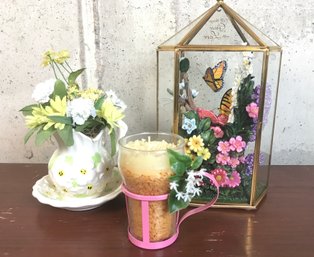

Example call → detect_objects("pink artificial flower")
211 126 224 138
225 171 241 188
246 102 259 119
216 153 230 165
217 141 230 154
229 136 246 152
228 157 240 168
196 108 228 126
211 168 228 186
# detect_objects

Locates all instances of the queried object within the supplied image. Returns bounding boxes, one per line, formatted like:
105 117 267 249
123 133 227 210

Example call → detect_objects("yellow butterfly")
203 60 227 92
220 88 233 116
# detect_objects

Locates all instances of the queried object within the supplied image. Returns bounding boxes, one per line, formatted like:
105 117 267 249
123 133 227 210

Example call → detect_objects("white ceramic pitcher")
48 120 128 199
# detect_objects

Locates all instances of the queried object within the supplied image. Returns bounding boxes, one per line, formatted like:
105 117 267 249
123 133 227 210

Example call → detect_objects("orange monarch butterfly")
220 88 233 116
203 60 227 92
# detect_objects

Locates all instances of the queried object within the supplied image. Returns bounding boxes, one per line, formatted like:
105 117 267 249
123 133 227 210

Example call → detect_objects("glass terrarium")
157 0 282 209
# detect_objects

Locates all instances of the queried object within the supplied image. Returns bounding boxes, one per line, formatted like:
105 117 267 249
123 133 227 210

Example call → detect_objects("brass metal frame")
156 0 282 209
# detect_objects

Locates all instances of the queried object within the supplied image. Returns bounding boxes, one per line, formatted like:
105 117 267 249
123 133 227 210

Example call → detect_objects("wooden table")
0 164 313 257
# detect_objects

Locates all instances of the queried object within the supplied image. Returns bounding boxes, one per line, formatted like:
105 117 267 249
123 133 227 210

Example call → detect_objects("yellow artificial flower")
197 147 211 161
67 84 80 100
54 50 70 64
25 105 50 128
96 100 124 133
41 50 55 67
188 135 204 153
80 88 103 101
25 97 66 130
43 96 67 130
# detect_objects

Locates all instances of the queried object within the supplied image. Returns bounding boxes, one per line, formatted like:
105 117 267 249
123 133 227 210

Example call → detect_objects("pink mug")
122 172 219 249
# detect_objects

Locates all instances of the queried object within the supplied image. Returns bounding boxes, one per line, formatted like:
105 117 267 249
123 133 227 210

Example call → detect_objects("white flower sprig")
32 78 56 103
170 169 206 203
167 148 205 213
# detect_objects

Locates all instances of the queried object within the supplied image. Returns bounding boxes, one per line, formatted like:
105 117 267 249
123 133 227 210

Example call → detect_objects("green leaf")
207 130 216 145
184 110 198 122
201 130 212 144
74 119 95 132
198 118 211 132
168 190 190 213
53 79 67 98
35 127 55 145
48 115 73 125
68 68 85 84
167 149 191 176
19 104 37 116
167 149 191 166
57 125 74 146
94 95 105 110
171 162 188 176
191 156 203 170
179 57 190 73
24 127 39 144
109 128 116 157
169 175 182 182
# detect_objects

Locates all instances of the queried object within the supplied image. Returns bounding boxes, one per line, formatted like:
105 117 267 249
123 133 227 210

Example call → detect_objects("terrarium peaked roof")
158 0 280 51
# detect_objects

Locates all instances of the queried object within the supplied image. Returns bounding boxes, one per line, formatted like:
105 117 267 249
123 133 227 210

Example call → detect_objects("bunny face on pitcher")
49 121 127 199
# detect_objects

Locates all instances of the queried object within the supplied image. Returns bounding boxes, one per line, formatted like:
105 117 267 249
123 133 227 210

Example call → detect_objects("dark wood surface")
0 164 313 257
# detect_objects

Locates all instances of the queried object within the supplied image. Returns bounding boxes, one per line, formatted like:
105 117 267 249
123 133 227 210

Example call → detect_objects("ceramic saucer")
32 168 122 211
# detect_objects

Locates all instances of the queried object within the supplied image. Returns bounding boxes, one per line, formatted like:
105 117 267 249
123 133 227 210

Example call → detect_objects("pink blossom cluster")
211 126 224 138
210 168 241 188
246 102 259 119
216 136 246 168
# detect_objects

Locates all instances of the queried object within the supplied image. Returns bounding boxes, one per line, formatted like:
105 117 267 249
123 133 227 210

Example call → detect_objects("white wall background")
0 0 313 164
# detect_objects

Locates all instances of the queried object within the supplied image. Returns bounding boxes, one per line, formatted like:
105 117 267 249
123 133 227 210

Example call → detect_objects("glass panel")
189 7 259 45
169 50 264 204
235 14 280 47
255 51 281 201
157 51 174 133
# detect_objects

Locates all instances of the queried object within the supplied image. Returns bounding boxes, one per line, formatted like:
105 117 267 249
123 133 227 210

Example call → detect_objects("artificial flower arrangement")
20 50 126 155
166 52 272 208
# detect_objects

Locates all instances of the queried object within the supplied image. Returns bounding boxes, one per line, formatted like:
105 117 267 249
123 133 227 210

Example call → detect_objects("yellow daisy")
25 105 49 128
197 147 211 161
43 96 67 130
41 50 55 67
96 100 124 133
80 88 103 101
54 50 70 64
188 135 204 153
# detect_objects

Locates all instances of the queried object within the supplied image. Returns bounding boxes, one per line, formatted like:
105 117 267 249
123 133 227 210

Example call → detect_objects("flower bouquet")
21 50 127 201
168 52 272 205
21 50 126 154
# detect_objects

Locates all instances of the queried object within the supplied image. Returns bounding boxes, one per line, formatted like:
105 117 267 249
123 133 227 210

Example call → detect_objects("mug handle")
177 172 219 228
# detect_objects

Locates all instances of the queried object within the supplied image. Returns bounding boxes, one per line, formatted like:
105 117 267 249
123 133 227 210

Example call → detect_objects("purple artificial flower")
245 153 254 176
244 152 266 176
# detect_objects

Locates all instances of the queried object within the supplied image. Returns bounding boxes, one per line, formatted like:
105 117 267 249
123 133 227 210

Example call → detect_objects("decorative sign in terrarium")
157 0 282 209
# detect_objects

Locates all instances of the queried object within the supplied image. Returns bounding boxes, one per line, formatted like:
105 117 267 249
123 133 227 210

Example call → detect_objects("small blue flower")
182 117 197 134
